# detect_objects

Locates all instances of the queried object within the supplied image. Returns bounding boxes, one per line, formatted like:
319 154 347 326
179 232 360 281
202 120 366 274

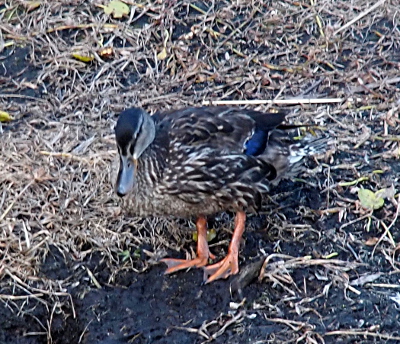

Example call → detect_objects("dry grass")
1 0 400 342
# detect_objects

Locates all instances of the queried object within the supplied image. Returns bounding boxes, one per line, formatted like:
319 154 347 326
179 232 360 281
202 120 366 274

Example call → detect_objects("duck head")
115 108 155 197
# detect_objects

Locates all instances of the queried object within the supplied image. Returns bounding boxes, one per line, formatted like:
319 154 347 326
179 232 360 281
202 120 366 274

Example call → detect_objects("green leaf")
0 111 13 122
72 52 94 62
358 188 384 210
192 229 217 242
118 250 131 262
104 0 130 19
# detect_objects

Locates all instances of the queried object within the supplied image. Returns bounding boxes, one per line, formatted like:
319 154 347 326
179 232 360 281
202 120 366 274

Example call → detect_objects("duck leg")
161 216 216 273
203 211 246 284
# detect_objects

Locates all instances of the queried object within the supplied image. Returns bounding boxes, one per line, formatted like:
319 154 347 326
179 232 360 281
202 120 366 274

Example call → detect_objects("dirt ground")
1 1 400 343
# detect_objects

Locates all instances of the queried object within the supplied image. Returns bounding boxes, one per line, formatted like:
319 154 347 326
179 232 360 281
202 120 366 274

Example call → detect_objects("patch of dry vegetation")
1 0 399 342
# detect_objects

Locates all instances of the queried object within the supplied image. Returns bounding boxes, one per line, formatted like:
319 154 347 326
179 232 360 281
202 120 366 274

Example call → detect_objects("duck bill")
116 156 135 197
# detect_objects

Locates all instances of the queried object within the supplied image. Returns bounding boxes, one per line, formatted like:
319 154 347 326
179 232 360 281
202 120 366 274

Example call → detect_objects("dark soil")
1 1 400 344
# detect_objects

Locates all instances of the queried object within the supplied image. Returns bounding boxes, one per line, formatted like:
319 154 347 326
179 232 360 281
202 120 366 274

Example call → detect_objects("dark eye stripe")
118 144 128 156
129 121 143 156
115 108 144 157
118 122 142 157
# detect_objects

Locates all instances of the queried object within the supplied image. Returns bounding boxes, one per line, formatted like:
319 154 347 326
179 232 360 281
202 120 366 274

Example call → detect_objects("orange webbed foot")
202 211 246 284
202 251 239 283
162 255 210 274
162 212 247 284
161 216 215 274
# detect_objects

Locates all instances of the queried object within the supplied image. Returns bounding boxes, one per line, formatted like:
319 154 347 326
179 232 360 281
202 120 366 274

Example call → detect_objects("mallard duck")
115 106 324 283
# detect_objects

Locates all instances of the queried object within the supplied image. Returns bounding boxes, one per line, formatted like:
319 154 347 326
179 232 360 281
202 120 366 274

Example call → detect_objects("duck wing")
162 106 286 154
157 107 287 211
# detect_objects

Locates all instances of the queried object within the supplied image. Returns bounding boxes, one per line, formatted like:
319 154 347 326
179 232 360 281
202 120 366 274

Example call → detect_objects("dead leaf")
364 237 379 246
375 185 396 200
350 272 382 286
21 81 38 89
157 47 167 60
196 74 207 83
98 47 114 58
33 167 53 182
23 1 41 12
104 0 130 19
157 29 169 61
390 293 400 306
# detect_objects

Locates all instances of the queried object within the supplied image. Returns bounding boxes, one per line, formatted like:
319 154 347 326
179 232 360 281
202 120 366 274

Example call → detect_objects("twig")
0 94 47 102
5 269 76 318
334 0 387 35
214 10 256 51
0 180 35 221
299 78 325 96
0 293 44 300
367 283 400 289
211 311 245 339
350 77 400 93
372 195 400 256
202 98 344 106
40 151 89 162
340 212 373 230
264 316 313 331
326 329 400 341
372 135 400 142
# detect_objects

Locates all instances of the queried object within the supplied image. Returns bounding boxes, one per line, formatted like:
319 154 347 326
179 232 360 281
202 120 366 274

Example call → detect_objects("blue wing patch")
244 130 268 156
